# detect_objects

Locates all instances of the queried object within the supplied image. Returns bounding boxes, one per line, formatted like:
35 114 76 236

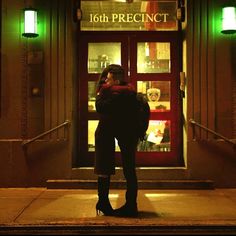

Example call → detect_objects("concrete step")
0 224 235 235
46 179 214 189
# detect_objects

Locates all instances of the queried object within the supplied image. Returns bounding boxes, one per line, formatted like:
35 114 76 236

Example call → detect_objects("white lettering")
162 13 169 22
112 14 118 22
90 13 109 23
133 13 142 22
89 12 171 24
154 14 161 23
126 13 133 22
146 13 154 23
89 14 93 22
119 14 126 22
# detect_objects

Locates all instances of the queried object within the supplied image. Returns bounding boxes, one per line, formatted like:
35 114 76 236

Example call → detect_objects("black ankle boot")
113 202 138 217
96 176 114 216
96 200 114 216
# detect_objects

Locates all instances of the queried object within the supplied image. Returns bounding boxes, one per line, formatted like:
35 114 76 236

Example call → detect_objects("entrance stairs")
1 187 236 235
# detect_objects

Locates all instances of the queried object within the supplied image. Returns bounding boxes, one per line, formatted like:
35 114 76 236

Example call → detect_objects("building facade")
0 0 236 187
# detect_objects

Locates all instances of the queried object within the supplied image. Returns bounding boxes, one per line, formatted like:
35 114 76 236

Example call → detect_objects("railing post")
189 119 196 140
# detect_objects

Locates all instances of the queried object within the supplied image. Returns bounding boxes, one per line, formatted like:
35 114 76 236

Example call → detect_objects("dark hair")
107 64 125 84
96 67 109 92
96 64 126 93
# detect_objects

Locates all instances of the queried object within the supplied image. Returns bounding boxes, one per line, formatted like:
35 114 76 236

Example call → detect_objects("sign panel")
81 1 178 31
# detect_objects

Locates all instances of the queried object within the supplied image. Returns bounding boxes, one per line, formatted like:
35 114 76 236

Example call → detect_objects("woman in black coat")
95 64 140 217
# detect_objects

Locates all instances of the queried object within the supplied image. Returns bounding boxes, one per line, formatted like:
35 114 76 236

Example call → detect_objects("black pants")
117 135 138 204
95 127 139 203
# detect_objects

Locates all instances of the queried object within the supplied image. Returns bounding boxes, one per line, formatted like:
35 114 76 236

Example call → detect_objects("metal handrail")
22 120 71 147
189 119 236 148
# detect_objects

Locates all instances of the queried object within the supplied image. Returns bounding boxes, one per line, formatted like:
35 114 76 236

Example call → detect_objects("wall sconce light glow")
22 8 39 38
221 6 236 34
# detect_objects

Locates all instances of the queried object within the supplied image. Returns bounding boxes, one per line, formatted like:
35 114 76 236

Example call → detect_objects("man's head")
105 64 125 85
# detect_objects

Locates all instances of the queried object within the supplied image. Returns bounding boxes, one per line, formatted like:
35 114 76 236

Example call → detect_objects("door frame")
77 31 183 167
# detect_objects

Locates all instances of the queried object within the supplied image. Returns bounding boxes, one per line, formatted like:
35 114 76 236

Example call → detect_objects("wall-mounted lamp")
22 8 39 38
221 6 236 34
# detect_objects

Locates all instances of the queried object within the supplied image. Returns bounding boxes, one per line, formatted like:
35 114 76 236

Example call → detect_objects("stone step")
0 224 235 235
46 179 214 189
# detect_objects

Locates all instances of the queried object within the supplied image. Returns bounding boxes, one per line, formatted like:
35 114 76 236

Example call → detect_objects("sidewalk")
0 188 236 235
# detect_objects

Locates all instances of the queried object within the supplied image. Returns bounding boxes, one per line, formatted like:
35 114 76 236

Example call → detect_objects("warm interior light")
22 8 39 38
221 6 236 34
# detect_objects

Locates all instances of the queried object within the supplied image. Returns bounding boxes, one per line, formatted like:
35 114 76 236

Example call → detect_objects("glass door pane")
88 42 121 73
137 120 171 152
88 81 97 112
87 39 123 155
137 42 170 73
87 42 122 111
137 80 171 112
131 33 182 166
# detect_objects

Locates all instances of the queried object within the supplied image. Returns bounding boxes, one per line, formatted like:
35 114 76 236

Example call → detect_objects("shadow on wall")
197 139 236 162
232 42 236 139
231 40 236 76
24 140 69 163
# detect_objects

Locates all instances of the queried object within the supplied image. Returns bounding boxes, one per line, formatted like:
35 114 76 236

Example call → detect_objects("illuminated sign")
89 13 170 23
81 1 178 31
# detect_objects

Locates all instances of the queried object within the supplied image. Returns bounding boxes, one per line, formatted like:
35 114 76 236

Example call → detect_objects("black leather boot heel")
96 200 114 216
96 176 114 216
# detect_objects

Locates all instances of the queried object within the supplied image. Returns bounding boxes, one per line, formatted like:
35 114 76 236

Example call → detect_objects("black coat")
94 83 139 175
96 83 139 135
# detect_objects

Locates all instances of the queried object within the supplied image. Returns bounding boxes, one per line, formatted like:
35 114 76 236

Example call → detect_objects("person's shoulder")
111 83 136 94
100 83 111 89
127 83 136 92
97 83 112 95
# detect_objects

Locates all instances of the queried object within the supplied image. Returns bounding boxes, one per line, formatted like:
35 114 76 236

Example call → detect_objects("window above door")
80 0 178 31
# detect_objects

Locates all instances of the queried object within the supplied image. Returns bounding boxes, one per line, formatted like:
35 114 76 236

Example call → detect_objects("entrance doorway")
77 31 183 167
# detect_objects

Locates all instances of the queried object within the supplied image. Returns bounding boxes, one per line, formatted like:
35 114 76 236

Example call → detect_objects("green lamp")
221 6 236 34
22 8 39 38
